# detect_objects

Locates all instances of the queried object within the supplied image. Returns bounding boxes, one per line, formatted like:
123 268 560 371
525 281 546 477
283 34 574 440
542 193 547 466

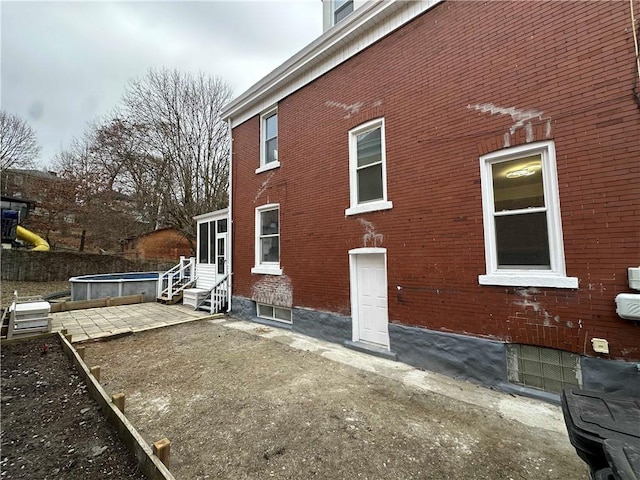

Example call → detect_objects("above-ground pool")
69 272 160 302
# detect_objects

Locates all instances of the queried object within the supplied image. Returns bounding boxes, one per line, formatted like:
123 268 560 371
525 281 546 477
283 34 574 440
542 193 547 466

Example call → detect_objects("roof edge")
220 0 400 121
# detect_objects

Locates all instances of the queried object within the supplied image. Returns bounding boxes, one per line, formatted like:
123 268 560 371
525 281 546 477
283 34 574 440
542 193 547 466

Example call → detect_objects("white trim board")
221 0 443 127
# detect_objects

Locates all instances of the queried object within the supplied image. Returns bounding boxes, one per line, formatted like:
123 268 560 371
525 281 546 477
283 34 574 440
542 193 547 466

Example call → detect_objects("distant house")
221 0 640 399
0 169 69 246
1 169 57 197
121 227 192 261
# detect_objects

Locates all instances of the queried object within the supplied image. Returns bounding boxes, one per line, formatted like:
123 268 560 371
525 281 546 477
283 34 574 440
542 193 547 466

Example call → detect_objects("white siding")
196 264 218 290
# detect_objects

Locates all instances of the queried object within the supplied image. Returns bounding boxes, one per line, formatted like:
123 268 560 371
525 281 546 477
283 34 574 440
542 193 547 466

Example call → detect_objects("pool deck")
51 303 217 342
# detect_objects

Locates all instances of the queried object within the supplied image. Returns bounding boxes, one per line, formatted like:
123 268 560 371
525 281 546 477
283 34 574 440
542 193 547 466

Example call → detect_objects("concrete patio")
51 302 216 342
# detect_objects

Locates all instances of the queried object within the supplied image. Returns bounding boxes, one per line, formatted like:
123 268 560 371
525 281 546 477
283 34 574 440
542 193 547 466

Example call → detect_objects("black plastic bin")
604 439 640 480
561 389 640 473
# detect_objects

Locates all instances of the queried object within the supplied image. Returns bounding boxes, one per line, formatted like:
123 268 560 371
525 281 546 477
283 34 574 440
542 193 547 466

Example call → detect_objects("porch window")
198 221 215 264
252 204 282 275
479 141 577 288
197 217 227 267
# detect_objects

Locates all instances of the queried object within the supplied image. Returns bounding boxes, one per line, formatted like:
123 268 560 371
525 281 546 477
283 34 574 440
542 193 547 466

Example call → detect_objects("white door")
354 253 389 347
216 232 227 277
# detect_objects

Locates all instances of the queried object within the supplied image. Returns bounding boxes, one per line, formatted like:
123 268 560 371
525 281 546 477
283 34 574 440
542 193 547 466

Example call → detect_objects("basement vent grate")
506 344 582 394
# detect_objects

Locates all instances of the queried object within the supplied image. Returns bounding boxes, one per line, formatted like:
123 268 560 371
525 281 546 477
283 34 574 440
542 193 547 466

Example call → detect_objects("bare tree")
45 68 231 252
53 133 148 252
120 68 233 242
0 111 41 170
91 118 167 230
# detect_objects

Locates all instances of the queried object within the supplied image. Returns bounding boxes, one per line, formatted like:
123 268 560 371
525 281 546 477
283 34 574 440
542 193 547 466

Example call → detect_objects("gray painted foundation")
231 296 640 399
388 323 508 388
230 296 257 322
293 307 352 345
581 356 640 397
231 296 351 342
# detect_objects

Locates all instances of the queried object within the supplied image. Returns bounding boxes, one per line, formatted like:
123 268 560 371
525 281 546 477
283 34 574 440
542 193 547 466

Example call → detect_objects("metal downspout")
226 117 233 313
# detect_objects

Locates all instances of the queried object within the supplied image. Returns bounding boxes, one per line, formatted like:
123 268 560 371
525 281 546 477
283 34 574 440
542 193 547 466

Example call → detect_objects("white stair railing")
157 256 196 301
194 274 229 314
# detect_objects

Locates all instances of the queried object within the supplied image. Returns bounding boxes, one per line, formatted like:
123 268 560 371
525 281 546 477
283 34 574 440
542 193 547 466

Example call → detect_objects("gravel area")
85 319 587 480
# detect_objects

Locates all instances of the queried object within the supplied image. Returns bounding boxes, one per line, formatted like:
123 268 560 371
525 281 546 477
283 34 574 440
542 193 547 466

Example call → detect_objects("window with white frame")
479 141 577 288
198 220 216 264
257 303 292 324
252 204 282 275
257 107 279 173
198 218 227 266
345 118 393 216
334 0 354 24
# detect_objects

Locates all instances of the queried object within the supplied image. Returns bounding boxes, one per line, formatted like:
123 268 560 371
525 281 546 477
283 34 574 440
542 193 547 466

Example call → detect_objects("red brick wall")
232 1 640 360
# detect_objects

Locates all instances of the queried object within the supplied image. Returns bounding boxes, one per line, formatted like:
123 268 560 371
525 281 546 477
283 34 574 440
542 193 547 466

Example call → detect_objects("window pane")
265 137 278 163
265 113 277 140
198 222 208 263
217 219 227 233
261 209 279 235
492 156 544 211
357 128 382 167
334 0 353 22
261 237 279 263
495 212 551 267
217 238 225 274
358 164 383 203
258 304 273 318
209 222 216 267
274 307 292 322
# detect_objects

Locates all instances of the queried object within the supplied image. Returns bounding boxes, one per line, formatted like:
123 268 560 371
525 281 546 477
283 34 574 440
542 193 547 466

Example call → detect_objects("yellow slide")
16 225 50 251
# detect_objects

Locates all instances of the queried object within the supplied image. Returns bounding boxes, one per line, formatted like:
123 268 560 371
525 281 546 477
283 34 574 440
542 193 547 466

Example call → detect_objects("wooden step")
156 291 184 305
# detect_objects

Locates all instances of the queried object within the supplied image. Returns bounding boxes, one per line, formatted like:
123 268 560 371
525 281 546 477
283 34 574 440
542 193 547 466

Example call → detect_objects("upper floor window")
334 0 354 24
257 107 279 173
251 204 282 275
345 118 393 216
479 141 577 288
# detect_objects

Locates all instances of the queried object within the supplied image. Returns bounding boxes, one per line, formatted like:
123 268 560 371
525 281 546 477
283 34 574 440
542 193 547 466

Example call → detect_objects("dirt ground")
85 318 588 480
1 336 145 479
1 281 71 307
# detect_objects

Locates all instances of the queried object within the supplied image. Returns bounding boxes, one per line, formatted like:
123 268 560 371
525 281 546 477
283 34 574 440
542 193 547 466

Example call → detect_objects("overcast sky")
1 0 322 168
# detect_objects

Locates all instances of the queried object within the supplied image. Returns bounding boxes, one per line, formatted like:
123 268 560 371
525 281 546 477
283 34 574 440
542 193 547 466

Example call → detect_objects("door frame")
348 247 390 349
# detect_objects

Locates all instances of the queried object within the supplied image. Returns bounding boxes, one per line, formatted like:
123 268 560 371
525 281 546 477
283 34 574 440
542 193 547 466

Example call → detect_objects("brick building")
121 227 193 261
221 0 640 398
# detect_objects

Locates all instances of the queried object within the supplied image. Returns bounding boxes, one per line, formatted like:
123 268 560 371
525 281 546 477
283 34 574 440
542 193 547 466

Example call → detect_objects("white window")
257 107 279 173
345 118 393 216
252 204 282 275
479 141 577 288
257 303 292 324
334 0 354 24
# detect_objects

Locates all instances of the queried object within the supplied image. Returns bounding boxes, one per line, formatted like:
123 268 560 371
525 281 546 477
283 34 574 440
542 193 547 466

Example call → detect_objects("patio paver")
51 302 216 342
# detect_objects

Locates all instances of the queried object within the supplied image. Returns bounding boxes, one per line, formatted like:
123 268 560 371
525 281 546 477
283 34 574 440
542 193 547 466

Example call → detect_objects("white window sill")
345 200 393 216
255 161 280 174
479 274 578 289
251 265 283 275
